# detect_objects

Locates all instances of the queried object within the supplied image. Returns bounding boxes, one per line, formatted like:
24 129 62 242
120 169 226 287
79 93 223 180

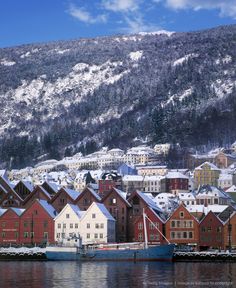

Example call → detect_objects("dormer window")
179 211 184 218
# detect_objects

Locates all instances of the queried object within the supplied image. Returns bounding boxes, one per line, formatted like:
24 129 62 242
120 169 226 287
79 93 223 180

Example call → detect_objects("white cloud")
68 4 107 24
165 0 236 19
122 14 161 33
102 0 139 12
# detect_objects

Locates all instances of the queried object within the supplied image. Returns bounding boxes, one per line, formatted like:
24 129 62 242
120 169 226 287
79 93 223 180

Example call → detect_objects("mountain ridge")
1 24 236 168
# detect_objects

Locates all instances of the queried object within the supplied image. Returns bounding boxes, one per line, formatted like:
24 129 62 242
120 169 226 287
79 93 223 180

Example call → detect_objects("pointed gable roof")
75 186 101 202
23 185 52 206
81 202 115 221
199 210 224 225
102 187 131 207
218 205 236 222
54 203 82 221
166 203 199 223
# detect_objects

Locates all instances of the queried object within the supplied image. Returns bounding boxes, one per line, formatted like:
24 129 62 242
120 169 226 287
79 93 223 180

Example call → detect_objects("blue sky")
0 0 236 48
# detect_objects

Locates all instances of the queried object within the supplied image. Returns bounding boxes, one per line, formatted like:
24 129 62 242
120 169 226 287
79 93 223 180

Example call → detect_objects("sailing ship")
46 210 175 261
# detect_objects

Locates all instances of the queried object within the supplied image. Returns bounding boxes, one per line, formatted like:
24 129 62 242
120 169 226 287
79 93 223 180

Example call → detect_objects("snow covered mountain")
0 25 236 168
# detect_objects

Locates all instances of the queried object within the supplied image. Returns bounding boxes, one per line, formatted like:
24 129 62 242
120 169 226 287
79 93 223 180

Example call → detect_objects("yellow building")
194 162 221 188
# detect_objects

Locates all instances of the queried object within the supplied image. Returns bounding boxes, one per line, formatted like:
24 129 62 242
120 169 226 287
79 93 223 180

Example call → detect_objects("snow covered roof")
195 162 220 171
226 185 236 193
123 175 144 181
186 205 205 214
93 202 115 221
218 174 232 181
207 205 229 214
63 188 81 200
86 187 101 201
196 185 231 199
11 208 25 216
166 171 189 179
113 188 131 207
0 208 7 216
178 193 195 201
38 200 57 218
45 181 60 193
137 191 163 212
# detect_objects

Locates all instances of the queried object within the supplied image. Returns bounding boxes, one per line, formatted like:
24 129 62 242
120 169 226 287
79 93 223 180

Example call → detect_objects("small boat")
46 210 175 261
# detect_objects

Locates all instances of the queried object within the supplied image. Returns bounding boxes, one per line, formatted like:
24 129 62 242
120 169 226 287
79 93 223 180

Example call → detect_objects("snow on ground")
0 58 16 66
164 88 193 106
55 48 70 55
215 55 232 65
173 53 198 66
139 30 174 37
129 51 143 61
211 79 236 98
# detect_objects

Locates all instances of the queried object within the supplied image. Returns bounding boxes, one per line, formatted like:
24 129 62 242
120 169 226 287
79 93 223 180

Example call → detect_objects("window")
183 232 187 239
94 233 98 239
70 223 73 229
138 222 143 230
92 214 96 219
15 232 19 238
66 214 70 219
87 233 90 239
24 221 28 228
44 232 48 239
30 232 34 239
138 233 143 241
56 233 60 238
179 211 184 218
58 223 61 229
75 223 78 229
2 222 6 228
171 220 175 228
100 223 104 229
177 221 181 228
95 223 99 229
63 223 66 229
24 232 29 238
14 222 19 228
188 231 193 239
207 227 212 232
201 227 206 232
87 223 90 229
217 227 222 233
170 232 175 239
100 233 103 239
34 210 38 215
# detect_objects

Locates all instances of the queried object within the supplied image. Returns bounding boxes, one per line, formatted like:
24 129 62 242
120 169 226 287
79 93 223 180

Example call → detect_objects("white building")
54 204 84 244
80 202 116 245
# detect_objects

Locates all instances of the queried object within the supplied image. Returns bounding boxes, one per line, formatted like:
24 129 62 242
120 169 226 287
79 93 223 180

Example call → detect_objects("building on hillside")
98 172 122 197
142 176 166 194
194 162 221 188
165 204 199 248
195 185 233 206
218 173 236 190
136 165 168 176
199 210 224 250
154 144 171 155
0 188 24 208
79 202 116 245
165 172 189 195
117 163 137 176
122 175 144 194
153 193 178 214
101 187 131 242
225 185 236 202
214 151 236 169
178 193 196 206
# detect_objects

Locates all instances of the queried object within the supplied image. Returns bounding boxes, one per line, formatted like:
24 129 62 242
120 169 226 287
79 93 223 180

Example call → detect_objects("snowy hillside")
0 25 236 168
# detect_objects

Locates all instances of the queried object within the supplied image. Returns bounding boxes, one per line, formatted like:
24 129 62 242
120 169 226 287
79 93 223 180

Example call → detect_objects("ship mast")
143 209 148 249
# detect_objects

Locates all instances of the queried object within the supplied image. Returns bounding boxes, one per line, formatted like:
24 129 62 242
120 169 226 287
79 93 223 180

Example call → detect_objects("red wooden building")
74 187 101 210
166 172 189 195
23 186 51 208
127 191 165 242
199 210 224 250
133 206 166 244
19 199 57 245
165 204 199 248
0 208 24 245
50 187 80 212
101 187 131 242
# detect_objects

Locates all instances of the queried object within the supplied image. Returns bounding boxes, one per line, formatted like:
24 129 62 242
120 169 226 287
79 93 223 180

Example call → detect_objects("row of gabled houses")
0 176 236 251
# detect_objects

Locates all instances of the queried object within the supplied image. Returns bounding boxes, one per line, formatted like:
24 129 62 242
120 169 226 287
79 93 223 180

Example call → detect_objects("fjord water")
0 261 234 287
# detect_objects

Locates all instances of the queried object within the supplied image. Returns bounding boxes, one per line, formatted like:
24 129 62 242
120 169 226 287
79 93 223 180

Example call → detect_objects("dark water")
0 261 235 287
